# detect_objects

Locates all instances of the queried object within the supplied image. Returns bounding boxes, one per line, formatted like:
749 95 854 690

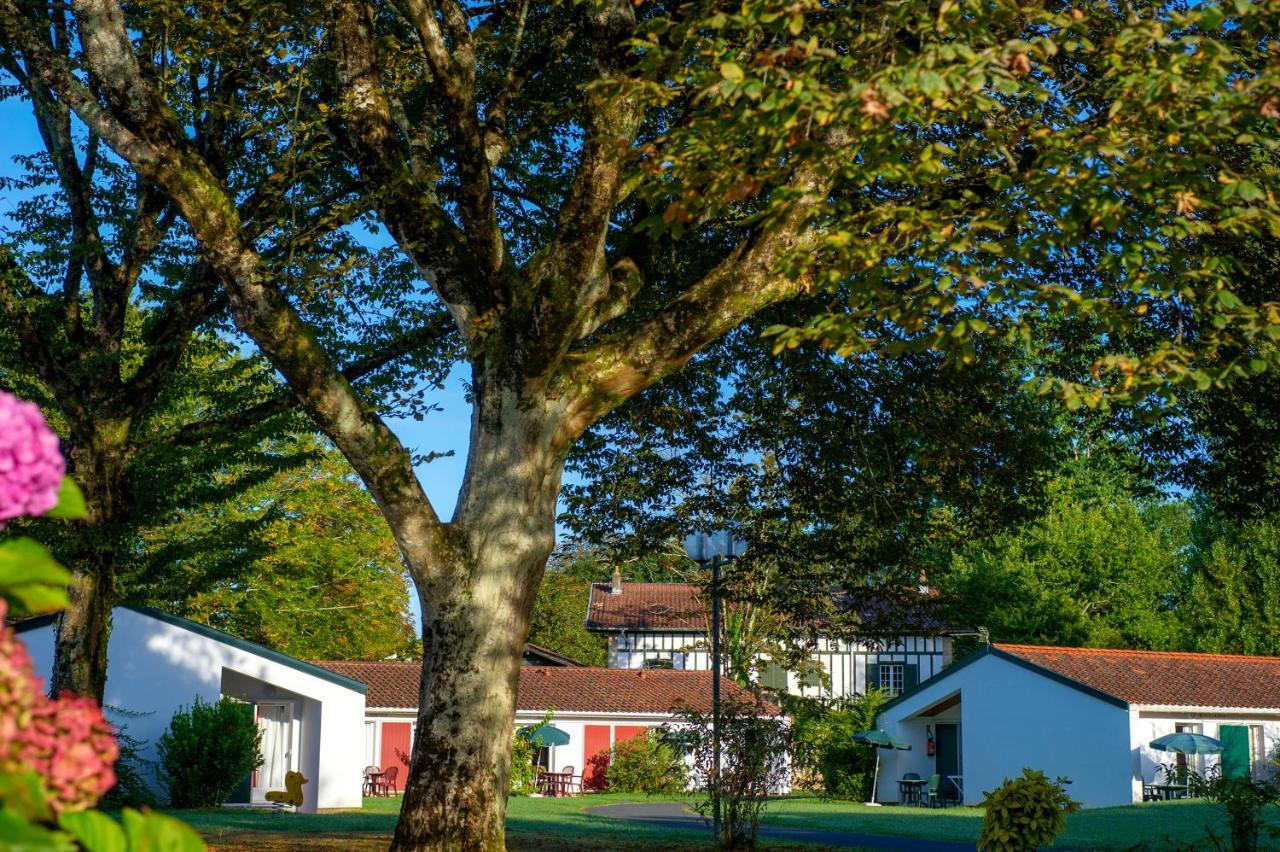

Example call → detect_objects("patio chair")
925 774 944 808
379 765 400 796
899 772 922 806
363 765 381 797
560 766 581 796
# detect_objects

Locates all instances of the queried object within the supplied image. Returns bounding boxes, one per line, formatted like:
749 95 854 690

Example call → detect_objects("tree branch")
328 0 498 329
561 134 849 435
2 0 451 565
0 247 88 427
167 313 456 448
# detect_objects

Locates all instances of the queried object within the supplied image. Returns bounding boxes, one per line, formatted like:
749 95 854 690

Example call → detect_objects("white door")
252 702 293 800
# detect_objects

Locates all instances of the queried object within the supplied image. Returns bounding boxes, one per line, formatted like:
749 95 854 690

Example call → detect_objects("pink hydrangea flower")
0 601 119 814
0 600 41 760
0 391 65 521
14 692 118 814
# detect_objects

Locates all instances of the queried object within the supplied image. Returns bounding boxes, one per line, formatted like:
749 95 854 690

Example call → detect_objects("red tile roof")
586 582 708 631
995 644 1280 709
315 660 778 715
586 580 952 634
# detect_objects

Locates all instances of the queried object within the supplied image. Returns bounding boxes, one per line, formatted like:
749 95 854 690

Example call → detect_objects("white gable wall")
22 607 365 811
878 652 1133 808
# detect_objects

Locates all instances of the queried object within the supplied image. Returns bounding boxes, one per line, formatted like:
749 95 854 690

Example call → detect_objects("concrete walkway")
586 802 976 851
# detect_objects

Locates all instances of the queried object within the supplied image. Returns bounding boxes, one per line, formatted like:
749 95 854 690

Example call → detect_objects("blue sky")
0 97 480 518
0 95 498 629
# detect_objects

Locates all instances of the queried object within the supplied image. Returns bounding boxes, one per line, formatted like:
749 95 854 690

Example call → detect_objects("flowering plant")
0 392 204 850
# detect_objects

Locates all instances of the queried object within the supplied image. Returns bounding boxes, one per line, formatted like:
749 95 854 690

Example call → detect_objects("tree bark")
391 381 568 851
50 422 130 701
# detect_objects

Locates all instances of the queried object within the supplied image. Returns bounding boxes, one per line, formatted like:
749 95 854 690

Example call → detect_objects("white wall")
21 607 366 811
608 630 952 700
1129 710 1280 799
879 653 1133 808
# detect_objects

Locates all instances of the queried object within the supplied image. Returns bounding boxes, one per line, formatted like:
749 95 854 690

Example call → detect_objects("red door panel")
614 725 648 743
583 724 612 790
380 722 412 771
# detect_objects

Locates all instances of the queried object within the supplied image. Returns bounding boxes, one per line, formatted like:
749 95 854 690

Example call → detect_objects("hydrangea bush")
0 391 65 523
0 392 204 851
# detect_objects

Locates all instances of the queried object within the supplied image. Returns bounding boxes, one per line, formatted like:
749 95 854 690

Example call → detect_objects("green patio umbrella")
1149 732 1224 755
519 724 571 747
852 730 912 806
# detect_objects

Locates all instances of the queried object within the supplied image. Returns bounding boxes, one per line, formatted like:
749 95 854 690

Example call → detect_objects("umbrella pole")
867 748 883 807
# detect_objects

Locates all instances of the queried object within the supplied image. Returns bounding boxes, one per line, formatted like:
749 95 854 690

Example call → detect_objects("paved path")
586 802 976 851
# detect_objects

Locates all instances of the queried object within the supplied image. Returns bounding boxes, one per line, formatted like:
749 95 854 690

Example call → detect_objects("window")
879 664 905 695
1250 726 1266 780
1175 723 1203 775
760 661 789 691
643 655 674 669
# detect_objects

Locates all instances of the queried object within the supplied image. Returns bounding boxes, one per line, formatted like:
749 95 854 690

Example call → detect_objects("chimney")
610 567 623 595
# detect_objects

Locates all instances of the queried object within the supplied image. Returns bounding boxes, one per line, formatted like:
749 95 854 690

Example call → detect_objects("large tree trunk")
391 385 568 851
51 425 129 701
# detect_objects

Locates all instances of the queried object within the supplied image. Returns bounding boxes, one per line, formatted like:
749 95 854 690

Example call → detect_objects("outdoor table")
365 771 385 796
898 778 928 805
539 771 574 797
1152 783 1189 801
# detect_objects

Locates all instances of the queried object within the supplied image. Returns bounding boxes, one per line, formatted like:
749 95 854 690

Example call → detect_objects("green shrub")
509 730 540 796
604 731 689 795
979 768 1080 852
158 697 262 808
785 690 887 800
1200 776 1280 852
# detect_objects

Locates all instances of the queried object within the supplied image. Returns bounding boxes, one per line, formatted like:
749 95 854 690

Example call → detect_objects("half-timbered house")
584 571 956 700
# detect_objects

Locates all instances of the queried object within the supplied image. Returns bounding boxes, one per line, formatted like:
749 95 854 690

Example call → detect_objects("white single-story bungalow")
875 643 1280 808
316 660 779 790
17 605 368 811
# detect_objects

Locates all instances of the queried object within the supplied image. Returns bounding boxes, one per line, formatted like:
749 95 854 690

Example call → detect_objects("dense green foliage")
940 460 1186 649
1200 777 1280 852
978 769 1080 852
134 438 419 661
786 692 889 801
604 732 689 796
158 697 262 809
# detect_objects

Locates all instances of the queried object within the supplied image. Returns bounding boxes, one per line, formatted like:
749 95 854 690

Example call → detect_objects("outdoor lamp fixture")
682 530 747 842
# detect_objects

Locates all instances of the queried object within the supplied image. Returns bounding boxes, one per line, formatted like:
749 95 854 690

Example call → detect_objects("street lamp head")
682 530 748 565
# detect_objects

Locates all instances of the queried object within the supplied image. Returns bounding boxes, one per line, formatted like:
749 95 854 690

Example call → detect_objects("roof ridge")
996 643 1280 663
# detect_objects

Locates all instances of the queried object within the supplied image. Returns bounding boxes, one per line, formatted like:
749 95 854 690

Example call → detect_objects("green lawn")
175 793 1280 851
761 796 1280 850
184 794 740 851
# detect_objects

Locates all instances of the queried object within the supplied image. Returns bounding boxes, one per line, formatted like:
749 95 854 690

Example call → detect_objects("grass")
185 794 744 851
174 793 1280 851
761 795 1280 850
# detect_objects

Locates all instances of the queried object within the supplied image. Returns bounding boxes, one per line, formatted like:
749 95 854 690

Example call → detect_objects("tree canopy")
1 0 1277 846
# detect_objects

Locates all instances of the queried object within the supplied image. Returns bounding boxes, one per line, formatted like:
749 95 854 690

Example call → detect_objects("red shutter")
380 722 412 770
614 725 648 743
583 724 612 790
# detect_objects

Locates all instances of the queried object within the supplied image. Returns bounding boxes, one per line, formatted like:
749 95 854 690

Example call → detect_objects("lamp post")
683 530 746 843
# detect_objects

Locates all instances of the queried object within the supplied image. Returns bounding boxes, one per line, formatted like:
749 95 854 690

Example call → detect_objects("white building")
316 660 779 790
585 575 954 699
875 643 1280 808
17 605 368 811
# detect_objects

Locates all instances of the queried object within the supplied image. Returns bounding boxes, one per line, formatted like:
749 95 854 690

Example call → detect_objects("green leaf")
0 538 71 615
59 811 126 852
119 809 206 852
0 772 55 824
0 808 76 852
43 478 87 521
719 62 744 83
